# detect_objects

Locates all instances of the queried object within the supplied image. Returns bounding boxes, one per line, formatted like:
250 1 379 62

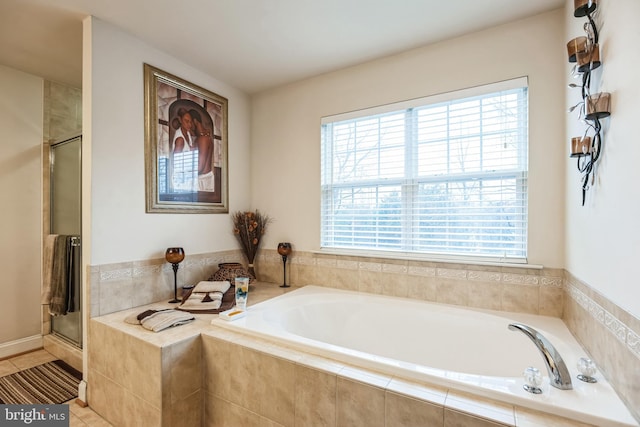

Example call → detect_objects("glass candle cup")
571 136 591 157
567 36 587 63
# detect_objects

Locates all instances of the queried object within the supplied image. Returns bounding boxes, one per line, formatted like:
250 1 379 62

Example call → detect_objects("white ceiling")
0 0 564 94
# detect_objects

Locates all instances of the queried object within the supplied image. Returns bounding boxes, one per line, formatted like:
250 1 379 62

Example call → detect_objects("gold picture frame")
144 63 228 213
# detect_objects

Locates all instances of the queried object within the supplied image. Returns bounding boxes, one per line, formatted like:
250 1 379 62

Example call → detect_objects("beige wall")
251 10 566 269
84 17 252 267
0 64 43 351
564 0 640 318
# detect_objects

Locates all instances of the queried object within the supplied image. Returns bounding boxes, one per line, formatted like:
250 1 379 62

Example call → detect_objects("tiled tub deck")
88 283 606 427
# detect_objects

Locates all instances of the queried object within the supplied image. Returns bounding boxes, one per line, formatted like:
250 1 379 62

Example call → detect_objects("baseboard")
0 335 43 359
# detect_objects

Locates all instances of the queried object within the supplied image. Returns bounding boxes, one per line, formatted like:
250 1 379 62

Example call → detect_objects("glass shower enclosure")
49 135 82 347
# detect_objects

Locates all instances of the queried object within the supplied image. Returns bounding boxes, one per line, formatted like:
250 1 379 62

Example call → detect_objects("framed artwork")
144 63 228 213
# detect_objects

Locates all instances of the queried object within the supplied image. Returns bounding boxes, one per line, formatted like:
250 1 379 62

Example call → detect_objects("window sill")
313 248 543 270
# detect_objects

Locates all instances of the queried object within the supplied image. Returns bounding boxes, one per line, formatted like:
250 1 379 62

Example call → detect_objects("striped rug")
0 360 81 404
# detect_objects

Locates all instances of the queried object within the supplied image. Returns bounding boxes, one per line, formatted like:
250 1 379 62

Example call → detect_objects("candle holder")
165 247 185 303
277 243 292 288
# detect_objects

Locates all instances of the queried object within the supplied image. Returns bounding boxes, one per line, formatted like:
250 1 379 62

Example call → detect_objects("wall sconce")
567 0 610 205
574 0 597 17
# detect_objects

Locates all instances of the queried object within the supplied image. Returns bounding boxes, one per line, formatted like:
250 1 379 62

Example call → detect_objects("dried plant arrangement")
232 210 271 279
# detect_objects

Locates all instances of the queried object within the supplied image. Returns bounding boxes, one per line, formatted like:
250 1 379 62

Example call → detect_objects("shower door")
50 135 82 347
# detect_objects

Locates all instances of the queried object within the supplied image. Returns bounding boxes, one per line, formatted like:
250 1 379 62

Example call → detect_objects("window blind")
321 78 528 261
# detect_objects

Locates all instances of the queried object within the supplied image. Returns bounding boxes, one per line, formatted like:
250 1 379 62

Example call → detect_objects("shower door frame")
49 135 83 348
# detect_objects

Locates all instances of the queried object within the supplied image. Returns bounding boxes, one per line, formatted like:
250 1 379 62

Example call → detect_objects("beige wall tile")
123 334 162 408
334 268 359 291
88 371 127 426
468 282 503 310
380 272 409 298
406 275 437 302
385 391 444 427
539 286 563 317
167 390 201 427
202 335 231 399
204 392 262 427
169 336 202 405
336 377 385 427
228 344 296 425
358 269 382 294
99 279 134 315
436 279 469 306
502 284 539 314
228 345 262 413
294 365 336 427
294 264 318 286
256 352 296 426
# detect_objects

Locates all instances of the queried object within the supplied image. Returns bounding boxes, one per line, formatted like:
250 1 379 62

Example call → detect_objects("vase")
210 262 255 285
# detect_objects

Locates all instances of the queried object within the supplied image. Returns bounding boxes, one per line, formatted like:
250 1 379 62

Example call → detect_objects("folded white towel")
140 310 195 332
193 280 231 294
180 291 223 310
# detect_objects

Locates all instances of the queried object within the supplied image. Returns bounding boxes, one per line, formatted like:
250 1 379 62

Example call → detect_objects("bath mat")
0 360 81 404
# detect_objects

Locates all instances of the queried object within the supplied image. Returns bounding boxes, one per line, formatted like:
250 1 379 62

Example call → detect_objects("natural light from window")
321 78 528 262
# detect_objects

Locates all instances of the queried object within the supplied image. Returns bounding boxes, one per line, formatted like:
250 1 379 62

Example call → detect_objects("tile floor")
0 349 111 426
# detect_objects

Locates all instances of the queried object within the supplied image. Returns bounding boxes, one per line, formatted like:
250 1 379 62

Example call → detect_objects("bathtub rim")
210 285 638 427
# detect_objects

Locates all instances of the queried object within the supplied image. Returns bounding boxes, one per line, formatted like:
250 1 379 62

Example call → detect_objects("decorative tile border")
359 262 381 272
407 266 436 277
382 263 408 274
628 330 640 359
540 277 563 287
99 268 132 282
285 251 564 289
566 279 640 359
467 271 501 282
133 265 161 277
436 268 466 279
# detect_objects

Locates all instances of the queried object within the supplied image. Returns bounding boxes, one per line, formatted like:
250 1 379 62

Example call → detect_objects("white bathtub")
213 285 637 426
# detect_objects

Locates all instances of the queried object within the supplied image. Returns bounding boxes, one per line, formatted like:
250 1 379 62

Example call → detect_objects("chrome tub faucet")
508 323 573 390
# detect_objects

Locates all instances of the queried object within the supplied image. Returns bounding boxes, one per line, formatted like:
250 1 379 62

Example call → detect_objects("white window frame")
320 78 529 264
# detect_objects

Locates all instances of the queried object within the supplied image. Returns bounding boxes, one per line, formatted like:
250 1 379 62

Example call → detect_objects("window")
321 78 528 262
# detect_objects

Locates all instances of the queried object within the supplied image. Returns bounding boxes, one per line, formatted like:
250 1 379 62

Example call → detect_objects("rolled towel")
124 308 173 325
193 280 230 294
140 310 195 332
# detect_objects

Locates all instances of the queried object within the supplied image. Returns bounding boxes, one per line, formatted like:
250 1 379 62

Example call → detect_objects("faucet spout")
508 323 573 390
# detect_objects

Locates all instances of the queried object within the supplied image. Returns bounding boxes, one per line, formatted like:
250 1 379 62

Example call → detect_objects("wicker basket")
209 262 255 285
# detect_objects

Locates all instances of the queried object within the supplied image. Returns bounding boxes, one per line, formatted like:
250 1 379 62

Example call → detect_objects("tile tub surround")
88 304 206 427
564 272 640 423
202 323 599 427
87 283 607 427
89 250 243 317
87 249 638 423
255 250 565 316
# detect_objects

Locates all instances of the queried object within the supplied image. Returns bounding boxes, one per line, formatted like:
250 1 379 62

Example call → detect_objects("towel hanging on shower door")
46 235 74 316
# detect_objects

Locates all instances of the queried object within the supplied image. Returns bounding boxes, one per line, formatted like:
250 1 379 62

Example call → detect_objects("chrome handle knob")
577 357 598 383
523 366 543 394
